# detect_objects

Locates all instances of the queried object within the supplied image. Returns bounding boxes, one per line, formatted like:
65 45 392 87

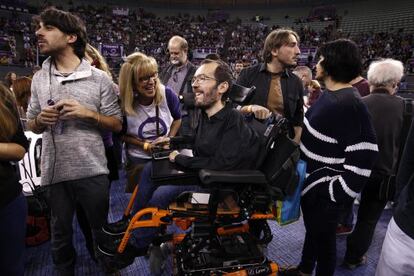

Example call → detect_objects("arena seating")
1 0 414 91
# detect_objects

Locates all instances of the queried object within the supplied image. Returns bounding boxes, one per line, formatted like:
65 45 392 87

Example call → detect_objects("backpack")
26 212 50 246
253 117 301 200
25 185 50 246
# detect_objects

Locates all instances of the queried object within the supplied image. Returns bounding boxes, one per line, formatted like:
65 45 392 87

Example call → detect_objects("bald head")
168 36 188 66
168 36 188 51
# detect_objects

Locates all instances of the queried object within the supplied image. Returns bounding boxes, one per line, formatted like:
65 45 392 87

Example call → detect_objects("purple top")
165 86 181 120
101 130 113 147
353 78 370 97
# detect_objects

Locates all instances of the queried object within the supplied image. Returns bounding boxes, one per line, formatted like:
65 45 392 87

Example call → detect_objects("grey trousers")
47 175 109 275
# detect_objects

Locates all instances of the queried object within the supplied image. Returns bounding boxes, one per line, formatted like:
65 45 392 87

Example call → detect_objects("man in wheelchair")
98 59 268 271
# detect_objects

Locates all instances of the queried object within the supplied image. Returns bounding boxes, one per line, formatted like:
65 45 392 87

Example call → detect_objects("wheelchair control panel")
152 150 172 160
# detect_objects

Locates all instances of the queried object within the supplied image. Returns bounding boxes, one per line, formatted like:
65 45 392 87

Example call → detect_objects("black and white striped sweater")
300 87 378 203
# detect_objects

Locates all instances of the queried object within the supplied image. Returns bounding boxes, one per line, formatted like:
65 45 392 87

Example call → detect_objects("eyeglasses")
191 74 218 85
139 72 158 83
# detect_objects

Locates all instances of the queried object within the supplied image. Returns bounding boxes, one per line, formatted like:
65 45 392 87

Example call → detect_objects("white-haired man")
344 58 413 269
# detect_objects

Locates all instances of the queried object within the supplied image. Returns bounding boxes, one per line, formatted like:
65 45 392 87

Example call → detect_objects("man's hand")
169 150 179 162
152 136 170 148
55 99 93 120
37 106 60 126
250 105 272 120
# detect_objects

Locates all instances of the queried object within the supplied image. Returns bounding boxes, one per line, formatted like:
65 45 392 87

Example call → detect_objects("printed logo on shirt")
137 116 168 139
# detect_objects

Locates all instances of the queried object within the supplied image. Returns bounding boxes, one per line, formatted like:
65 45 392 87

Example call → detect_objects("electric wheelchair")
101 84 300 275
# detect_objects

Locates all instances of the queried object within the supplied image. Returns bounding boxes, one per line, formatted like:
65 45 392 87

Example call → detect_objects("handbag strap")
395 99 414 174
19 162 39 194
156 105 160 136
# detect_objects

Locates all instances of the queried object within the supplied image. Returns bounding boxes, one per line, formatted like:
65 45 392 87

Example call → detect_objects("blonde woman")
85 44 113 80
119 52 181 184
0 83 29 276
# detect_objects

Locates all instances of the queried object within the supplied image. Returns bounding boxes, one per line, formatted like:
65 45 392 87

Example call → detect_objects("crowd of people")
1 6 414 276
1 6 414 75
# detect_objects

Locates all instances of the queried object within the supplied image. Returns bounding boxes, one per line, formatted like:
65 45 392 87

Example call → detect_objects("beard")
194 87 219 109
170 58 183 67
282 60 297 69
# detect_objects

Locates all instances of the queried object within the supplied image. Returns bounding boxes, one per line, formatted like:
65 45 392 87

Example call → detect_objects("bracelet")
96 113 101 126
34 116 41 128
143 142 150 151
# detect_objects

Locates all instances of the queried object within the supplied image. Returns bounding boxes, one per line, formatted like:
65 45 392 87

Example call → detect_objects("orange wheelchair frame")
112 171 282 275
108 118 299 276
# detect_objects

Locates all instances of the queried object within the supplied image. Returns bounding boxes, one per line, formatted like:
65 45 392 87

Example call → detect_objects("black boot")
98 238 148 270
102 216 131 236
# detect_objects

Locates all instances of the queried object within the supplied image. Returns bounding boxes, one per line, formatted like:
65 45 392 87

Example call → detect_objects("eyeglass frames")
191 74 219 85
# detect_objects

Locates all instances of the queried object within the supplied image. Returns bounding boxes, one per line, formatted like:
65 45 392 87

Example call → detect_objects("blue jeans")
0 194 27 276
131 162 201 248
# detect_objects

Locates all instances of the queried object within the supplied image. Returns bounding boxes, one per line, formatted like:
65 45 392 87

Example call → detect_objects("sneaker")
336 225 353 235
343 256 367 269
279 266 312 276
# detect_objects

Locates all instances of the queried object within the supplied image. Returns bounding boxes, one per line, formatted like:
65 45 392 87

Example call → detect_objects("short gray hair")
293 65 312 78
367 58 404 87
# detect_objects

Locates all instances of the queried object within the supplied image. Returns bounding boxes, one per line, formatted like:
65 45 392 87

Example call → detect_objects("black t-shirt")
0 112 29 208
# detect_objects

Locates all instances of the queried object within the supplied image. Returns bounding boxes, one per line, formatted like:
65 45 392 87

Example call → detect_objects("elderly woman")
119 52 181 185
0 83 29 276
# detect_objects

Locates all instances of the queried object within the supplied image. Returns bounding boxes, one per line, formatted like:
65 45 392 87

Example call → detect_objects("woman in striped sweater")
284 39 378 276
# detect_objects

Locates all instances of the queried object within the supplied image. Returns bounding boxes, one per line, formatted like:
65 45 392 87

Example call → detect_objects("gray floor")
25 171 392 275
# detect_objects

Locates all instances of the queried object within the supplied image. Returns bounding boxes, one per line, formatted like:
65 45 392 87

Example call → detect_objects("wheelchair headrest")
228 83 256 105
